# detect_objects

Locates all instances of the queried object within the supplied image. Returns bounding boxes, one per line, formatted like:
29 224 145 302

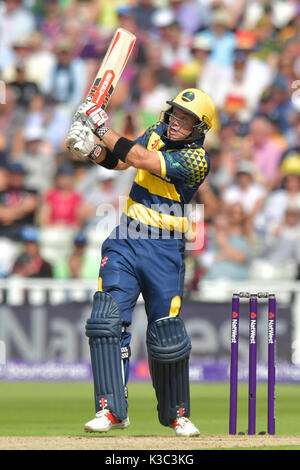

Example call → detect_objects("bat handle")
73 116 89 151
73 141 83 152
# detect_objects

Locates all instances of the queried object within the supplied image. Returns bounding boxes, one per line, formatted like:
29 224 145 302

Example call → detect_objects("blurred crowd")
1 0 300 291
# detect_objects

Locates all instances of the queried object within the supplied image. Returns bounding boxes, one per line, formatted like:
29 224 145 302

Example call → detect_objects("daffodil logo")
181 91 195 102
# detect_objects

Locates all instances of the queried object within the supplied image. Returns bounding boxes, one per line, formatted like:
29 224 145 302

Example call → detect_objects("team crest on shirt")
151 138 161 150
147 131 165 152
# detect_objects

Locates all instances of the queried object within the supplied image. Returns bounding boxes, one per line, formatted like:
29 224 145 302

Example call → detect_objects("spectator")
97 0 119 32
252 15 282 66
218 29 272 115
206 147 233 196
79 167 120 236
216 117 244 160
42 97 73 154
261 172 300 226
235 30 273 100
38 0 63 41
251 201 300 281
38 164 84 228
218 50 258 121
63 0 100 27
116 6 147 68
174 58 202 91
17 125 56 194
0 160 19 277
61 18 88 59
260 204 300 278
135 66 176 127
260 77 297 134
0 85 26 156
245 116 284 189
0 157 9 191
1 34 33 82
191 33 213 84
8 34 32 68
0 0 36 48
267 118 288 156
152 9 192 73
280 37 300 89
196 179 220 223
18 92 68 157
0 162 38 240
169 0 210 35
42 36 87 111
132 0 157 33
202 8 236 68
24 30 56 91
53 231 99 280
221 160 267 224
285 115 300 152
12 226 53 278
9 62 39 109
144 39 176 88
200 202 253 281
197 9 236 105
243 0 297 31
22 93 48 141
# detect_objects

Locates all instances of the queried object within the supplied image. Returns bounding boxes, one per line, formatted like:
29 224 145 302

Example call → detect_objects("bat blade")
73 28 136 152
86 28 136 110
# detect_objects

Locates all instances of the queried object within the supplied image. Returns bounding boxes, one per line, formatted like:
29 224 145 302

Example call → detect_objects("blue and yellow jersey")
121 121 210 238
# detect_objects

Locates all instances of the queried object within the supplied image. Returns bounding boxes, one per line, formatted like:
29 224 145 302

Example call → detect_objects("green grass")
0 381 300 439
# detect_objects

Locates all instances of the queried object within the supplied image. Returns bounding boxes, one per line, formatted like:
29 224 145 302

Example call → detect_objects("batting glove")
66 121 98 158
73 101 109 131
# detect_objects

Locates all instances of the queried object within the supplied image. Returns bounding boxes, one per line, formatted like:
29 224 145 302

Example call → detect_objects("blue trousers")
98 231 185 383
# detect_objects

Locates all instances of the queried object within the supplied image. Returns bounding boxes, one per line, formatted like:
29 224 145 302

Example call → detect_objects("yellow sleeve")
158 151 166 179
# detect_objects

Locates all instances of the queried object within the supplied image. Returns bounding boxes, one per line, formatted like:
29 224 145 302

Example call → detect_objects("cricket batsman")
66 88 216 437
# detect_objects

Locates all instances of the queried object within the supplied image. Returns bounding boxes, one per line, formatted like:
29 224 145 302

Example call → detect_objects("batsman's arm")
67 117 161 173
66 120 130 171
91 146 131 171
115 160 131 171
97 129 162 175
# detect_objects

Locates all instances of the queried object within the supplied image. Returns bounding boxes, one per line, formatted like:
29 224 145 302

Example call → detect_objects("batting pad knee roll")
85 291 127 420
146 317 191 426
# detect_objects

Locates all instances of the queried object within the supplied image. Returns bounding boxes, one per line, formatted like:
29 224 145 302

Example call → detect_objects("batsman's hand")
73 101 109 132
66 121 97 158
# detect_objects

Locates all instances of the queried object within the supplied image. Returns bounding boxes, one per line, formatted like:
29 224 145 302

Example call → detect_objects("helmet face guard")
160 106 209 142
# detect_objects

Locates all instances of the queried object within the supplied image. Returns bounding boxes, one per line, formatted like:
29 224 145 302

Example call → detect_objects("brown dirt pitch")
1 435 300 450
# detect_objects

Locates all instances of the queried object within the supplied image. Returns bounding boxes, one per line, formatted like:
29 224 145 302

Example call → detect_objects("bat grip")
73 141 83 152
74 116 89 151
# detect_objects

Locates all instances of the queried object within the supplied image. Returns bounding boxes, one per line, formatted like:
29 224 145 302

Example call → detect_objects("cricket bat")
73 28 136 150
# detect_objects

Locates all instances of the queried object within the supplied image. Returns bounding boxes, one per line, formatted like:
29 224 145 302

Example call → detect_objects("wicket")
229 292 276 435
